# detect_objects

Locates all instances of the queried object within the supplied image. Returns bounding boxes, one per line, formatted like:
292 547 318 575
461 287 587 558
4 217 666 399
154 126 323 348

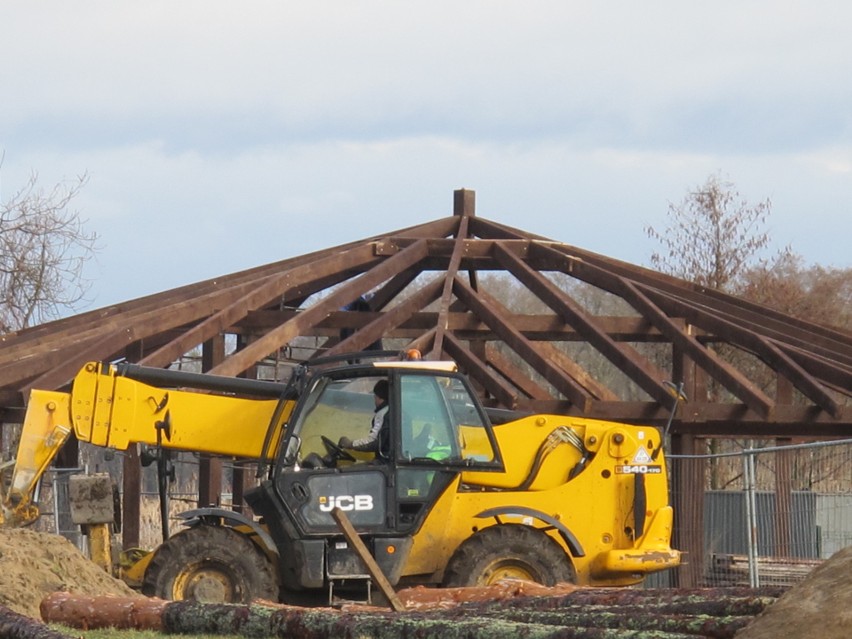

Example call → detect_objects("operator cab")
246 354 505 592
282 366 502 473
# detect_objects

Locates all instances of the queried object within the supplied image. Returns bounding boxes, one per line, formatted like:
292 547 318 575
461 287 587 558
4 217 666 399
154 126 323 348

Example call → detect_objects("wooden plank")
494 243 673 406
331 508 405 612
325 277 444 357
240 309 672 342
122 445 141 549
367 267 421 311
433 215 469 355
484 345 551 400
138 244 380 370
539 241 852 363
640 285 841 416
208 240 430 377
442 333 518 408
451 277 593 411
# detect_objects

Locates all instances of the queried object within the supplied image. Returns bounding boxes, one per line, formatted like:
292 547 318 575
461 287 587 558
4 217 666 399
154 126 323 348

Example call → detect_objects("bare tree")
0 168 98 332
739 253 851 331
646 173 776 292
647 173 783 488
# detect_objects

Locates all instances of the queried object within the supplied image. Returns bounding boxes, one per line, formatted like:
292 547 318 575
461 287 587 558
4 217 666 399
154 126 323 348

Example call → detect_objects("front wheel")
442 525 575 587
141 525 278 603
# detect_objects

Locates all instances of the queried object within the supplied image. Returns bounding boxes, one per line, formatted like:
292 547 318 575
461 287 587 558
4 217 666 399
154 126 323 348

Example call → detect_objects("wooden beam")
239 309 673 342
433 215 470 355
494 243 673 406
541 241 852 364
325 277 444 357
759 336 840 418
208 240 431 377
122 445 141 550
485 345 552 400
367 267 421 311
451 277 593 411
453 188 475 217
442 333 518 408
779 345 852 395
138 243 380 370
331 507 405 611
639 284 841 416
537 343 620 402
530 243 774 418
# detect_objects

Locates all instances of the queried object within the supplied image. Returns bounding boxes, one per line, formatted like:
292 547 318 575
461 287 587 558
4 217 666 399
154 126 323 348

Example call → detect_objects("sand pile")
0 528 140 619
737 545 852 638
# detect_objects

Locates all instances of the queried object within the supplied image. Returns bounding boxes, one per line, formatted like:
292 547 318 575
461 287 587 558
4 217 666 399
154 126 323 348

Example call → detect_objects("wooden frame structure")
0 189 849 585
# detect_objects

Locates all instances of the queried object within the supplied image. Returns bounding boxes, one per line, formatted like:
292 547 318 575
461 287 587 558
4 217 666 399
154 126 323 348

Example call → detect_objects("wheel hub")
479 559 538 585
174 563 239 603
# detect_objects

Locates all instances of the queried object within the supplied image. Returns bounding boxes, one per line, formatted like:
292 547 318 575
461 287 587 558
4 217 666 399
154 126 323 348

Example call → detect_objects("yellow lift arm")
1 361 293 526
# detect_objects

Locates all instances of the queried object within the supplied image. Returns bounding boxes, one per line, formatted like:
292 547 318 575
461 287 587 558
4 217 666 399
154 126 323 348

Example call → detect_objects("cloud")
1 2 850 308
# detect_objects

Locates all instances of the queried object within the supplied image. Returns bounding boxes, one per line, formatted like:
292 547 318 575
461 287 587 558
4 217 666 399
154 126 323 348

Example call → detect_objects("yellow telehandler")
0 351 680 603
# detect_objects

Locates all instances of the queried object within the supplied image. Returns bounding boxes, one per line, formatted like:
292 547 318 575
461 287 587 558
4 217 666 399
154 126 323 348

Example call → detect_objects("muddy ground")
0 528 139 619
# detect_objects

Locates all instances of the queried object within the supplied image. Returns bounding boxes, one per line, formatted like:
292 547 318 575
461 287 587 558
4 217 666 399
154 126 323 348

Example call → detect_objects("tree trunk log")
0 604 74 639
38 587 784 639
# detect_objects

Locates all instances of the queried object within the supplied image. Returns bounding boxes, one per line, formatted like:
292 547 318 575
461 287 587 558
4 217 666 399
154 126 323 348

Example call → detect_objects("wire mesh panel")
668 439 852 588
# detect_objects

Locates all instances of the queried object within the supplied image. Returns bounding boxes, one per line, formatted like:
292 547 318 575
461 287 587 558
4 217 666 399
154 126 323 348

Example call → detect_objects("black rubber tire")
141 525 278 603
442 525 576 587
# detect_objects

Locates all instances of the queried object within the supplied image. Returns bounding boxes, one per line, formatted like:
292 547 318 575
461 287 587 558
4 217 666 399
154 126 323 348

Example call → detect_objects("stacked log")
0 604 74 639
39 587 786 639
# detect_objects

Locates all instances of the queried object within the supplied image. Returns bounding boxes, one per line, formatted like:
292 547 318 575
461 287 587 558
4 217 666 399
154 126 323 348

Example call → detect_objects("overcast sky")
1 2 850 310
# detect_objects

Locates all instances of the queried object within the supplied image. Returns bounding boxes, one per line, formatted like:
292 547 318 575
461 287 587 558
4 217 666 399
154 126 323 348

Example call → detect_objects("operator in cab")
338 379 391 460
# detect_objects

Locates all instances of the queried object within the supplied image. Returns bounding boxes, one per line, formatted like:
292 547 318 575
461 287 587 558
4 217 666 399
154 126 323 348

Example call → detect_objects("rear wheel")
442 525 575 587
141 525 278 603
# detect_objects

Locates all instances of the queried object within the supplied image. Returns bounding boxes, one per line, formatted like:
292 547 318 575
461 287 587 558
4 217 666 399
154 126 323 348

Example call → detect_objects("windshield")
288 375 385 464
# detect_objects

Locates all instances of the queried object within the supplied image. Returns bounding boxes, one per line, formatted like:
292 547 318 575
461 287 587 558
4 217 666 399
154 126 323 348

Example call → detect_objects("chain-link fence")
659 438 852 588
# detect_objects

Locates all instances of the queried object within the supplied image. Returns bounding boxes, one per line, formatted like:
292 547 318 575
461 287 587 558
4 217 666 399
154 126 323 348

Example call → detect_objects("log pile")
34 586 787 639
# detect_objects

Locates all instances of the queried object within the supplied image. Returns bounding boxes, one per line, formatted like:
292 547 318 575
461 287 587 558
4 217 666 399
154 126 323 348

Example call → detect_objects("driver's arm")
340 406 386 452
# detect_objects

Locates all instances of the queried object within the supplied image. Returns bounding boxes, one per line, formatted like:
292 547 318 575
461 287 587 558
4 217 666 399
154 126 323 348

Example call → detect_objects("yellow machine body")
1 356 679 598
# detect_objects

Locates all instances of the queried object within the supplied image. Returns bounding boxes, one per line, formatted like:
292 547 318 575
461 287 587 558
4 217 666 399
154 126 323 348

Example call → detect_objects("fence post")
743 447 760 587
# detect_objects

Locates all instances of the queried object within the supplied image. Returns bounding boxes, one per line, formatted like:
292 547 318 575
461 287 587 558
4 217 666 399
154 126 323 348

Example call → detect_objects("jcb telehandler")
0 351 680 603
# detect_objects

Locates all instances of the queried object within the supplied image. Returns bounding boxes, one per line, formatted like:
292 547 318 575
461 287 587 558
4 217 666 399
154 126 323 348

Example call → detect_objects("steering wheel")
321 435 356 463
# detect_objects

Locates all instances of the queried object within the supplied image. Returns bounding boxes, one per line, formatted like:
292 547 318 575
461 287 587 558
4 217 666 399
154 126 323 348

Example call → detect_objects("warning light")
386 545 396 554
404 349 422 361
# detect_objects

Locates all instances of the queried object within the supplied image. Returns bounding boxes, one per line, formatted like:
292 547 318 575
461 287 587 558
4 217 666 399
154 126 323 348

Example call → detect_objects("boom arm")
1 361 293 527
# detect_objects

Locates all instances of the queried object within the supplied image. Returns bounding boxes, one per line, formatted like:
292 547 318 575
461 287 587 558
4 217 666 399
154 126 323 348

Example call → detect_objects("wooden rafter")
0 189 847 437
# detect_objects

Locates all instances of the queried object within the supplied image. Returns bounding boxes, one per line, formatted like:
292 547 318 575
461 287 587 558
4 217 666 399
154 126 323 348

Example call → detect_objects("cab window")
290 375 383 463
399 373 495 464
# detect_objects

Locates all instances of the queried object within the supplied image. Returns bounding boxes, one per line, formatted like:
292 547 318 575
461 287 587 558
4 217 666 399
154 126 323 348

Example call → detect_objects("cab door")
394 371 502 532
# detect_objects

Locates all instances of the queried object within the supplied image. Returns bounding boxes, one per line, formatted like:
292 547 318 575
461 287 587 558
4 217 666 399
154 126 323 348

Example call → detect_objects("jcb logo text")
318 495 374 512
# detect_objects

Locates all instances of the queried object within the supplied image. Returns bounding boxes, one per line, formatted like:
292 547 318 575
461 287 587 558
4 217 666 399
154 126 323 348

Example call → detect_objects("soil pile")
737 545 852 638
0 528 140 619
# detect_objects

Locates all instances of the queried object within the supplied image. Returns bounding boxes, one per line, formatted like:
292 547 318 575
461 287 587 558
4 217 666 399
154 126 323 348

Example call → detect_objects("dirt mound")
0 528 140 619
737 545 852 638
